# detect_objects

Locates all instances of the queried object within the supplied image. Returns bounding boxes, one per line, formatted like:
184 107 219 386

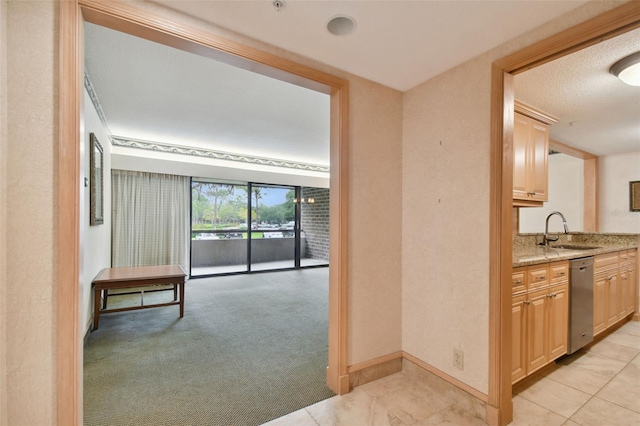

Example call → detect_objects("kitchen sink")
549 244 601 250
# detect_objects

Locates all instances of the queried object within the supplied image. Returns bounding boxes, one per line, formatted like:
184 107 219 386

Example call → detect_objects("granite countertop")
512 233 638 267
513 244 636 267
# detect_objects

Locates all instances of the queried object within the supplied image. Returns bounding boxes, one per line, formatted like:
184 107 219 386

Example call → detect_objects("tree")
284 189 295 222
191 183 210 226
204 184 234 227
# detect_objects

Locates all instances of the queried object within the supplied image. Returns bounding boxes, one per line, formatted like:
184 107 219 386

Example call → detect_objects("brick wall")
301 187 329 261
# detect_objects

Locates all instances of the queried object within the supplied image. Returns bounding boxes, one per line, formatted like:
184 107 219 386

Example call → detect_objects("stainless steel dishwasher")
568 257 594 354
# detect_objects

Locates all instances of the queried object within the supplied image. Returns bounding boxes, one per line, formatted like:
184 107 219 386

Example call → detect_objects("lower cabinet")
593 249 638 337
512 261 568 384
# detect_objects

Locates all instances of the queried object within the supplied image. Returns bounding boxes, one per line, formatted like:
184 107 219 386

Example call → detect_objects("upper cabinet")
513 101 558 207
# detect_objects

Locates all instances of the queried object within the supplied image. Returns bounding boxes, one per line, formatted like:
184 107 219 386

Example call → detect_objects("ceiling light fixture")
327 15 356 36
610 51 640 86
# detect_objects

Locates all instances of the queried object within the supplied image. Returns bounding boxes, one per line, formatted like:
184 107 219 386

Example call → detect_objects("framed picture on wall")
631 181 640 212
90 133 104 225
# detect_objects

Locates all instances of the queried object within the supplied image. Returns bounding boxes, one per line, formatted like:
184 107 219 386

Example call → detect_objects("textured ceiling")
154 0 588 91
515 27 640 156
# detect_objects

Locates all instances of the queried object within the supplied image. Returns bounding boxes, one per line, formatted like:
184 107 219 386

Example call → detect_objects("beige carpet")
84 268 334 426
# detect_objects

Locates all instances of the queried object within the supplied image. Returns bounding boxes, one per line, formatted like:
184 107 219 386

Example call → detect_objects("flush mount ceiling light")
610 51 640 86
327 15 356 36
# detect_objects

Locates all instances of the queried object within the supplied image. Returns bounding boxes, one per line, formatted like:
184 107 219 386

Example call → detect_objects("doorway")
58 1 350 423
489 4 640 425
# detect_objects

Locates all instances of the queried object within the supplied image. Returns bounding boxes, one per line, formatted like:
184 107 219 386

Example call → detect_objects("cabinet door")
529 121 549 202
606 273 620 326
594 274 607 336
513 113 530 200
527 289 548 374
548 283 568 361
620 268 634 316
629 264 637 315
512 294 527 384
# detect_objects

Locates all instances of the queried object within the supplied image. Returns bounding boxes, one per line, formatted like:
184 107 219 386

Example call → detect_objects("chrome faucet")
544 211 569 246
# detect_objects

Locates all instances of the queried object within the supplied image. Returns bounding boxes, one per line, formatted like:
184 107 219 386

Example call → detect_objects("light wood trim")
60 1 350 422
584 157 599 232
549 138 596 160
632 235 640 321
547 138 598 231
494 2 640 74
513 199 543 208
490 3 640 425
488 64 514 425
514 100 558 125
403 352 489 403
79 0 342 94
327 80 350 395
58 1 82 424
347 351 403 373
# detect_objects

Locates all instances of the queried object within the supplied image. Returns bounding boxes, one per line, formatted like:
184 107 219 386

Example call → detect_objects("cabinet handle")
606 276 614 280
536 276 546 281
513 280 523 285
630 269 634 273
556 272 566 276
524 300 530 305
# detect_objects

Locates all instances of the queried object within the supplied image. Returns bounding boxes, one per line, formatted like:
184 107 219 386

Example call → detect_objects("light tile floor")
264 320 640 425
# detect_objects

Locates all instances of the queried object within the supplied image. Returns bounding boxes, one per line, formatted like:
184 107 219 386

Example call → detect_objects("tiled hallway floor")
264 320 640 425
512 319 640 426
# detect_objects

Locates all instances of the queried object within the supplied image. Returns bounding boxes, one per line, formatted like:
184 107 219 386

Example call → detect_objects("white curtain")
111 170 190 271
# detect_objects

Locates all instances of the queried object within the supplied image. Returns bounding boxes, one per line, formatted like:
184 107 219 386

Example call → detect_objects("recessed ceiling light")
327 15 356 36
610 51 640 86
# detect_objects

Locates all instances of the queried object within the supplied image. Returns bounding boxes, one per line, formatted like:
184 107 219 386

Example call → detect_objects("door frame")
488 3 640 425
58 1 350 423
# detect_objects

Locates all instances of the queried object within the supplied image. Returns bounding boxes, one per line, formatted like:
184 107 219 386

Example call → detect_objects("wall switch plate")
453 348 464 370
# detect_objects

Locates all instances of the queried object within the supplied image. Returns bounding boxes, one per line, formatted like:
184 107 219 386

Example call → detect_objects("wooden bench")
92 265 187 330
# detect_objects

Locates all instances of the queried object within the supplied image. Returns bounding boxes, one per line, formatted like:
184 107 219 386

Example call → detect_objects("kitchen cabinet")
620 249 637 317
513 101 558 207
593 249 638 336
511 261 568 383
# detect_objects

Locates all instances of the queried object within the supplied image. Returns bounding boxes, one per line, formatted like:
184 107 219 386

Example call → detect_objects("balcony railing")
190 228 326 276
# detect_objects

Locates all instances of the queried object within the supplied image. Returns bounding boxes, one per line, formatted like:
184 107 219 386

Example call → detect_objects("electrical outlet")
453 348 464 370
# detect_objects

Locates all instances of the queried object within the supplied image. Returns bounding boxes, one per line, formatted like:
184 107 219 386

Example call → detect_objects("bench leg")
179 282 184 318
93 288 101 330
173 283 177 301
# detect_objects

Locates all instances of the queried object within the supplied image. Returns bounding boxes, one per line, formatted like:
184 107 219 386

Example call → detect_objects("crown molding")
84 73 112 135
111 136 331 173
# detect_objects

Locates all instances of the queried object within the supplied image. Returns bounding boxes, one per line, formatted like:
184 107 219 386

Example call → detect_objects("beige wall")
599 151 640 233
401 0 626 395
520 154 585 233
3 1 57 425
348 77 403 363
0 0 8 423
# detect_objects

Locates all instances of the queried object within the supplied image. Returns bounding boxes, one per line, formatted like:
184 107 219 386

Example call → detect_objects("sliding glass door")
249 185 296 271
190 179 328 277
191 181 249 276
